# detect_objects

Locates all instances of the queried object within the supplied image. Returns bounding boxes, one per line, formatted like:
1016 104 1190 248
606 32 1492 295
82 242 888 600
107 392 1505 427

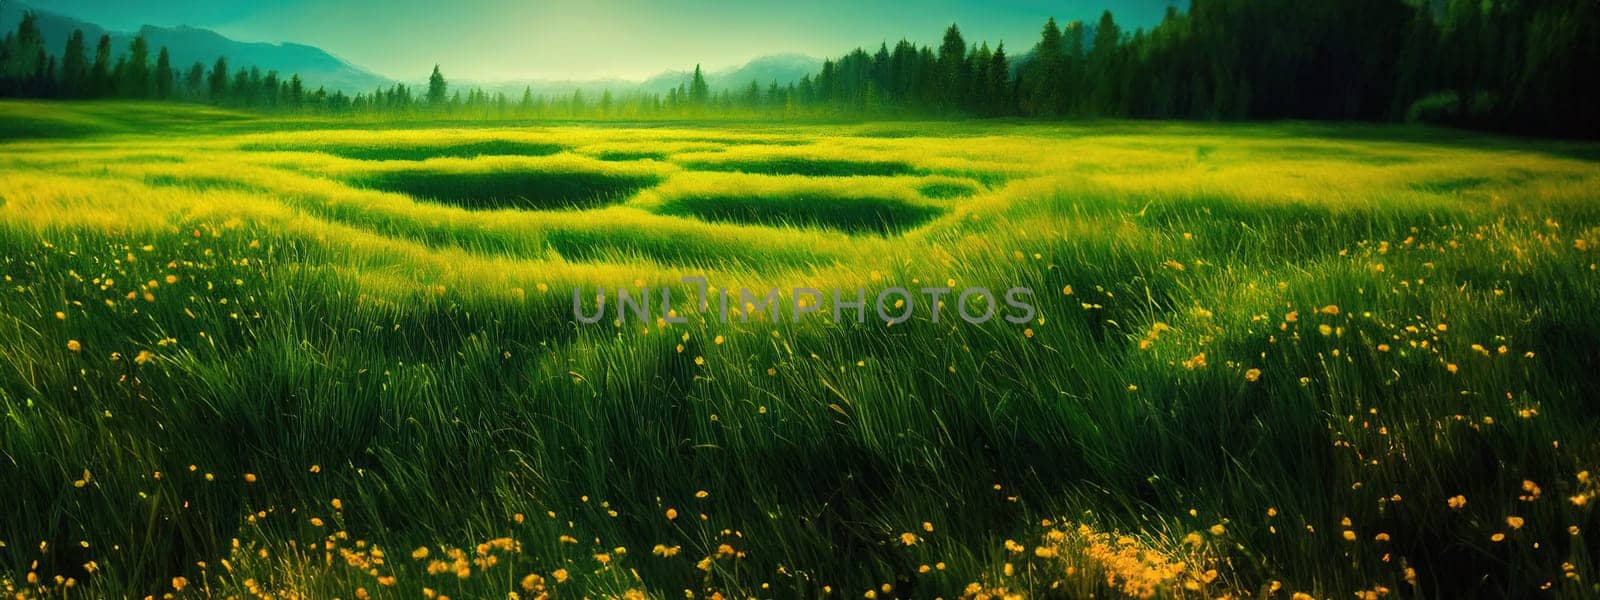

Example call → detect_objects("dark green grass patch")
918 180 980 199
1268 143 1418 165
1410 176 1493 194
595 150 668 161
244 140 566 161
0 112 109 140
656 194 943 235
680 157 920 177
0 101 256 140
353 170 660 210
667 135 809 146
1411 171 1582 196
541 228 832 269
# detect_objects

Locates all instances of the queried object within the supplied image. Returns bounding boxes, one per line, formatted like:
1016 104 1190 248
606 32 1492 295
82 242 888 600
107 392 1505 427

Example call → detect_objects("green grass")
1 101 1599 600
0 100 260 140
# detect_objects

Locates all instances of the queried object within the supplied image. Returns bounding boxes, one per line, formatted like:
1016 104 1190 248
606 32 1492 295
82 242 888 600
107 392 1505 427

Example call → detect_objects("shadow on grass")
244 140 566 161
595 150 668 161
656 194 943 235
918 181 980 199
680 157 921 177
354 170 660 210
1262 121 1600 163
1408 176 1493 194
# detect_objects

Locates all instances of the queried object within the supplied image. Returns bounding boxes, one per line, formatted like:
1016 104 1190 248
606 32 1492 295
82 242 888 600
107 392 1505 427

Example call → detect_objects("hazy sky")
23 0 1182 81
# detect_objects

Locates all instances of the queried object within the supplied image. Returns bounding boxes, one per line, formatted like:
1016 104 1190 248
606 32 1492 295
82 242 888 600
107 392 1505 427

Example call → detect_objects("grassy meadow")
2 101 1600 599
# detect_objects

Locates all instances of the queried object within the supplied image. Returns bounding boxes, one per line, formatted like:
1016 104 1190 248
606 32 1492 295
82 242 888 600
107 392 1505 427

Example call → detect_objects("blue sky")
21 0 1182 80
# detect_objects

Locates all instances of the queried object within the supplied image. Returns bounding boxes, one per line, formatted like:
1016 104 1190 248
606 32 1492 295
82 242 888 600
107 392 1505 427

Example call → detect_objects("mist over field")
1 2 1598 599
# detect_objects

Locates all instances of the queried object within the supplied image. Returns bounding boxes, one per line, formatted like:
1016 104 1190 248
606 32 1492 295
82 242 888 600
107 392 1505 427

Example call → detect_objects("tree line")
0 11 790 119
795 0 1598 137
0 12 337 109
2 0 1596 137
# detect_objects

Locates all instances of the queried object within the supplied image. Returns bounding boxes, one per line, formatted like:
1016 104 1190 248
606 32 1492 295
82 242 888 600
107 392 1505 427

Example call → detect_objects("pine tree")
262 70 279 107
872 43 891 104
1088 10 1121 114
153 47 173 99
689 64 709 106
241 68 257 105
1062 21 1086 114
3 11 44 92
1026 17 1063 116
937 24 967 112
185 62 204 98
288 74 304 108
110 56 125 97
122 35 150 98
41 54 55 97
231 68 247 103
989 43 1010 115
61 30 87 98
89 35 112 97
427 64 447 106
969 42 991 112
207 57 228 102
27 48 47 96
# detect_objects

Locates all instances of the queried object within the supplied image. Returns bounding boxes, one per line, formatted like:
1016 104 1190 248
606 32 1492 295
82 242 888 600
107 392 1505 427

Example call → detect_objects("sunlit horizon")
18 0 1181 81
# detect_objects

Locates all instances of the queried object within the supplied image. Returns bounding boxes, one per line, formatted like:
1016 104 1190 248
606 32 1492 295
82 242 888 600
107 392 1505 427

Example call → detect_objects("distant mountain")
639 54 824 94
2 3 819 99
1 4 112 59
457 54 824 99
136 25 392 94
1 3 393 94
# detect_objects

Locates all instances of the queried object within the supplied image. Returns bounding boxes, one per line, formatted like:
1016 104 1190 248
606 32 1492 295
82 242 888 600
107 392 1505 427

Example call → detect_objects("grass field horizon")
3 100 1600 599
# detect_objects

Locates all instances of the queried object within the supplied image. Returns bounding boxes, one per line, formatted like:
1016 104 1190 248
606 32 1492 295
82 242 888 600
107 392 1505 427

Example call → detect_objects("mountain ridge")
3 3 821 97
449 53 824 98
2 4 393 93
